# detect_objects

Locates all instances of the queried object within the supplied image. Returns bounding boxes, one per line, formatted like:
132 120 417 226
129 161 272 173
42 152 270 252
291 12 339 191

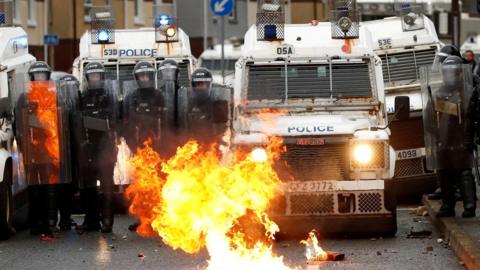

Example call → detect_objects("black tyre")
0 158 13 240
384 179 398 237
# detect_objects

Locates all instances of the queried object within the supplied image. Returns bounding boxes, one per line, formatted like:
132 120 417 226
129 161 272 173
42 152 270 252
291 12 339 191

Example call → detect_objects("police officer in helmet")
423 55 477 218
123 61 165 232
15 61 69 237
75 62 119 233
178 67 229 144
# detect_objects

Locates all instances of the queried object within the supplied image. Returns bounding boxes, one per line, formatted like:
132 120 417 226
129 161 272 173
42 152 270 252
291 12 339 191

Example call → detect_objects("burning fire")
26 81 60 184
300 230 328 262
126 137 299 269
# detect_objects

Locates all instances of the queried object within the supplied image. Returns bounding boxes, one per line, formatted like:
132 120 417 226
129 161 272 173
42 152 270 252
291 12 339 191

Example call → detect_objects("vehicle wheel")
0 159 13 240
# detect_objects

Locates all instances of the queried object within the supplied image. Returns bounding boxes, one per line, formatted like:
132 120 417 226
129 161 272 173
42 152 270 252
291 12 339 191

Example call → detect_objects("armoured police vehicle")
229 0 399 235
363 5 441 200
72 9 196 92
0 26 36 238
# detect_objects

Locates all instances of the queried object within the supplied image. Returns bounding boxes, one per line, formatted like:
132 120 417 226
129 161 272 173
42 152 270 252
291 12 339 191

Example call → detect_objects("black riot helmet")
28 61 51 81
434 45 462 65
191 68 213 104
84 62 105 90
59 74 79 85
133 61 156 89
158 59 179 82
441 55 464 87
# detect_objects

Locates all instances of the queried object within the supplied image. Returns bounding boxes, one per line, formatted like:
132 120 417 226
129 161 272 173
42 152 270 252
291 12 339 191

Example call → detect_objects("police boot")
76 188 100 233
101 192 114 233
436 171 456 218
28 186 42 235
58 184 74 231
460 170 476 218
46 185 58 230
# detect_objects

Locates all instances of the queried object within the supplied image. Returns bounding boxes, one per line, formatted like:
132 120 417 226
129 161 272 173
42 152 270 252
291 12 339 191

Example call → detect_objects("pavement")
0 209 463 270
423 196 480 270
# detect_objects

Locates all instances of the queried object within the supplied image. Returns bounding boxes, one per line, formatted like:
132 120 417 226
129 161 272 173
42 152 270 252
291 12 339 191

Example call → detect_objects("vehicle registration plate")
284 181 337 193
396 148 424 160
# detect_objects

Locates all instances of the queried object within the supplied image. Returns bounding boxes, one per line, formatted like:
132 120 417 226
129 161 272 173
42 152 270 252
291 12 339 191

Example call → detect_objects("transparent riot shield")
76 80 120 189
122 80 164 150
420 64 474 170
18 81 72 185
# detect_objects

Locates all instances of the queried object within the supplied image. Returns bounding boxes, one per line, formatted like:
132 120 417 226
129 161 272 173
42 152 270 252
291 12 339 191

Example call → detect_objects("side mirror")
394 96 410 121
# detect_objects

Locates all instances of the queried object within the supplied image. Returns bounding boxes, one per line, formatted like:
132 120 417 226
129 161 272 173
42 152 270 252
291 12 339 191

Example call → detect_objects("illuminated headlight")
350 141 388 170
165 26 176 37
250 147 268 163
338 17 352 32
403 12 418 26
352 144 373 165
98 29 110 43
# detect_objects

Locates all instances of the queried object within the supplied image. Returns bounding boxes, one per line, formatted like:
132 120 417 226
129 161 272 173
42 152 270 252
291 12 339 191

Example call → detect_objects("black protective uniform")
177 68 230 145
75 62 119 233
123 61 165 152
423 56 477 218
123 62 165 232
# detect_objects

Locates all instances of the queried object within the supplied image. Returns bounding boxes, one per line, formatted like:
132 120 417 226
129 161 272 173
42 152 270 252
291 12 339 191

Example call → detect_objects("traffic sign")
210 0 234 17
44 34 60 46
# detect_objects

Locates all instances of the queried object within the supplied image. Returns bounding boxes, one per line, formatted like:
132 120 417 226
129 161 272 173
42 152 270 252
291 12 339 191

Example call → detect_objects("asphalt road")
0 207 464 270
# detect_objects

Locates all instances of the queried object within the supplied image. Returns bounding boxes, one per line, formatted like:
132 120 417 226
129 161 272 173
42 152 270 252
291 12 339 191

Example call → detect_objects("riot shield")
18 81 72 185
420 63 474 170
122 80 164 151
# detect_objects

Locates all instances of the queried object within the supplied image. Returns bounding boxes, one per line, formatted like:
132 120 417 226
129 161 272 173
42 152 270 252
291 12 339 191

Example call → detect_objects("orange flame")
26 81 60 184
300 230 328 262
126 137 298 269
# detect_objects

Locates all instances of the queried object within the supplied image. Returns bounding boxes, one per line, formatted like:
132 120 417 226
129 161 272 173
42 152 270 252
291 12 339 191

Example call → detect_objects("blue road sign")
210 0 234 17
44 34 60 46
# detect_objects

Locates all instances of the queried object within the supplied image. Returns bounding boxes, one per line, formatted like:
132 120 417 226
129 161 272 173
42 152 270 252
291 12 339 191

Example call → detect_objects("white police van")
363 11 441 200
72 27 197 92
0 27 36 236
229 1 398 236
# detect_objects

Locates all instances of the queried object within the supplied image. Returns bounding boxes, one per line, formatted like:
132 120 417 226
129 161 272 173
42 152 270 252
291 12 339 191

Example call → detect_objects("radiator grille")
381 48 436 85
289 194 335 215
358 192 383 213
394 158 427 178
247 62 372 100
281 143 348 181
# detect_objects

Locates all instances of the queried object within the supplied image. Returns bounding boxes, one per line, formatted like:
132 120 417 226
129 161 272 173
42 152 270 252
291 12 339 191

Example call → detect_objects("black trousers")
437 168 476 211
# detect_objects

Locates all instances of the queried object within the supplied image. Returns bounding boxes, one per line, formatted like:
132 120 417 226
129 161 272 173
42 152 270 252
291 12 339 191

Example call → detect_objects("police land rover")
72 7 196 92
363 3 441 200
229 0 398 235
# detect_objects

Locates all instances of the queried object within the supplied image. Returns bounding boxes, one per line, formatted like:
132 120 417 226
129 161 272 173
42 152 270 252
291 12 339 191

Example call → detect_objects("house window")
27 0 36 26
12 0 20 25
134 0 144 25
84 0 93 22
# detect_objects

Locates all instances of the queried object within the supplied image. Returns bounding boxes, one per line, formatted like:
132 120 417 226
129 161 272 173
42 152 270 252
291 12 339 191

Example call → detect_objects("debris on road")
412 206 429 216
376 251 382 256
138 252 145 259
407 229 432 238
425 246 434 252
437 238 443 244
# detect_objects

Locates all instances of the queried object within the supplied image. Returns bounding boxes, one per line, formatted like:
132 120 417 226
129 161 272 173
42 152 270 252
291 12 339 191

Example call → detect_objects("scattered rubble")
407 229 432 239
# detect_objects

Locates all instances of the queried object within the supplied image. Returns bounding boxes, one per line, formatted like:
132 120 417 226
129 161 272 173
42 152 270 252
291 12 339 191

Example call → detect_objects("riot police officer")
123 61 165 232
423 55 477 218
177 68 229 144
15 61 72 237
75 62 119 233
56 74 80 231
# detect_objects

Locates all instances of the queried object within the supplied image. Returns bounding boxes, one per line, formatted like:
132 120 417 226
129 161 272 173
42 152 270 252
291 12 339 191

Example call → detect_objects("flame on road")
126 137 299 269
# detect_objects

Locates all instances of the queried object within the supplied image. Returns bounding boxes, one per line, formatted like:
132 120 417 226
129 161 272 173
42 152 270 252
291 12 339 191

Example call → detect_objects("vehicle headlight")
165 26 176 37
350 141 388 170
352 144 373 165
250 147 267 163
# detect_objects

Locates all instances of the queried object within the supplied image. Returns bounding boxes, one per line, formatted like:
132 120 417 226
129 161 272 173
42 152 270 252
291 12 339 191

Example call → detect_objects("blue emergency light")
264 24 277 40
156 15 173 28
98 29 110 44
401 3 412 12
